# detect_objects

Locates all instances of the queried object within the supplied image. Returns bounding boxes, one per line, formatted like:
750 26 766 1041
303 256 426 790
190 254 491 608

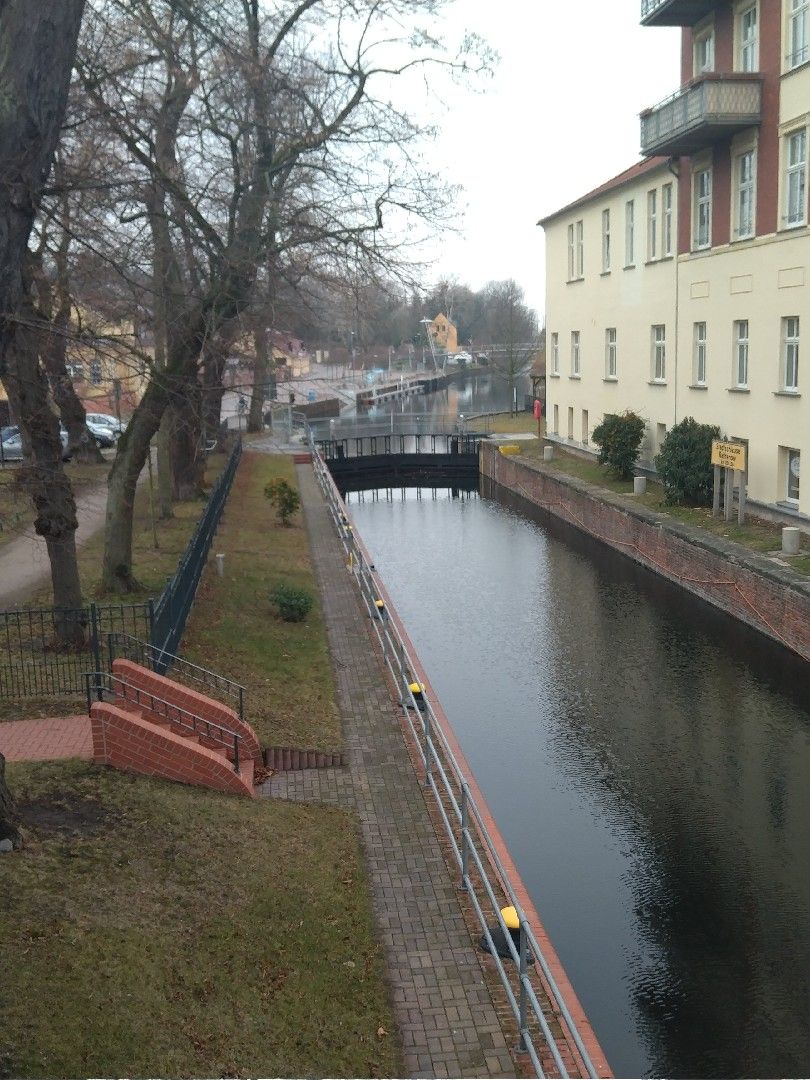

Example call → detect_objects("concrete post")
633 476 647 495
724 467 733 522
782 527 801 555
215 553 225 577
713 465 722 517
543 445 554 463
737 471 746 526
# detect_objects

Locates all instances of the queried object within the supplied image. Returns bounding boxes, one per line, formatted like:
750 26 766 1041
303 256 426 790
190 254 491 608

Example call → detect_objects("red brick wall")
111 659 262 763
482 445 810 662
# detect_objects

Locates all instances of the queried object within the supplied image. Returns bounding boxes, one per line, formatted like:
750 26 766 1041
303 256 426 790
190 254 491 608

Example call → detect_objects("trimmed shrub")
270 583 313 622
655 416 721 505
591 410 646 480
264 477 301 525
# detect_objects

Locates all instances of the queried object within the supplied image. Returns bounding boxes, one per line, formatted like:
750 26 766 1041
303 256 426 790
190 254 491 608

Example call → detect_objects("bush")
655 417 721 505
264 477 301 525
270 583 313 622
591 410 646 480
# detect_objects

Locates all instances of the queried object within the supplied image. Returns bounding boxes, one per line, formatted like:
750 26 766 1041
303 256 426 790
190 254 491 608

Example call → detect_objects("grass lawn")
517 440 810 576
0 759 401 1079
182 452 341 750
468 410 543 435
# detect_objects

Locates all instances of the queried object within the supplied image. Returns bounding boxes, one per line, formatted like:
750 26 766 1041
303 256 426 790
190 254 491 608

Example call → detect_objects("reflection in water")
345 480 810 1079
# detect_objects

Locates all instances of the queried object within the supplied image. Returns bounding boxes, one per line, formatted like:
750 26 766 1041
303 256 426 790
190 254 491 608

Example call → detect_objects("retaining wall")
481 442 810 663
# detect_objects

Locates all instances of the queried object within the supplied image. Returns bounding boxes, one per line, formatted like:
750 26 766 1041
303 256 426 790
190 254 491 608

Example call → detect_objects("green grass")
468 411 543 435
181 452 341 750
0 759 401 1079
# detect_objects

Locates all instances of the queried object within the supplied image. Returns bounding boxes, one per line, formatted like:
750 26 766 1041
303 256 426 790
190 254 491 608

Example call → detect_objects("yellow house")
65 310 148 418
429 313 458 355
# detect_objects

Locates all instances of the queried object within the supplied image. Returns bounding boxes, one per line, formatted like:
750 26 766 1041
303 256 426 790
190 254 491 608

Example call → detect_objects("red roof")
537 157 671 227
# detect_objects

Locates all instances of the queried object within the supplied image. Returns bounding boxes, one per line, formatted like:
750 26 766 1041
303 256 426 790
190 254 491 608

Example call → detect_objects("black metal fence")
150 438 242 669
0 437 242 701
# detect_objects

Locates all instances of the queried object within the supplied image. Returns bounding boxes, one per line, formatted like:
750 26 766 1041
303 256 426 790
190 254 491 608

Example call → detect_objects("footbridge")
315 431 485 490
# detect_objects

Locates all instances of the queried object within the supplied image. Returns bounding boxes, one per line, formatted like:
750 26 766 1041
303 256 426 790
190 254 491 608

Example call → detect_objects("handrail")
105 632 246 722
308 432 601 1079
85 670 243 773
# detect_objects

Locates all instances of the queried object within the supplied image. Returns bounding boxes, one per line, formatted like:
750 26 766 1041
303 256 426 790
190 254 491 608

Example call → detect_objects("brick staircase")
89 659 263 798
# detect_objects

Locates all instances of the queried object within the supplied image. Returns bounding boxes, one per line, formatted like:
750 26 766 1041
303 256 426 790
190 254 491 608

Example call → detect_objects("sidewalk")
260 464 516 1079
0 715 91 761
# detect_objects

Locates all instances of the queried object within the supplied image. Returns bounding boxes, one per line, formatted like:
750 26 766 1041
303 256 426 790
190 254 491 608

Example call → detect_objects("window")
783 316 800 390
582 410 589 445
662 183 673 256
787 448 801 502
575 219 584 277
601 209 611 272
652 325 666 381
693 168 712 249
90 360 103 385
66 362 84 381
656 423 667 452
567 223 575 280
567 407 574 440
553 404 559 434
738 4 758 71
694 25 715 73
694 321 707 384
625 199 635 266
605 328 617 378
735 149 756 238
647 189 658 260
571 331 581 376
789 0 809 68
551 332 560 375
784 129 807 226
734 319 749 387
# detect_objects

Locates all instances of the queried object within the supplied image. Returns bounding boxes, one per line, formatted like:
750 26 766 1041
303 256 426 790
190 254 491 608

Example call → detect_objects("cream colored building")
542 0 810 521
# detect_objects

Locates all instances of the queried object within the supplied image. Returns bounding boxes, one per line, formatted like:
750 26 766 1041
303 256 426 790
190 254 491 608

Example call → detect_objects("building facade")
542 0 810 519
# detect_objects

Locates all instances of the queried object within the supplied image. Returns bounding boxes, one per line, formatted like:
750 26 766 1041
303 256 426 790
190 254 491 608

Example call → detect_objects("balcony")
640 76 762 157
640 0 719 26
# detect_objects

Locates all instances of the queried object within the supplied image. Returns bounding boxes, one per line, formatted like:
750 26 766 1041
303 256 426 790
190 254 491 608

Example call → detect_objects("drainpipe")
668 156 680 428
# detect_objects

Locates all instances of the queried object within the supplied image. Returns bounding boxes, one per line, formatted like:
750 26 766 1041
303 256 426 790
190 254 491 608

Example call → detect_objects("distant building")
542 0 809 520
429 313 459 355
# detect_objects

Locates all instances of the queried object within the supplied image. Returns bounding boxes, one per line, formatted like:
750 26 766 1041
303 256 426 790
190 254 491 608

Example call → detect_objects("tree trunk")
0 754 22 851
247 323 268 433
203 347 228 448
156 414 174 519
168 379 204 500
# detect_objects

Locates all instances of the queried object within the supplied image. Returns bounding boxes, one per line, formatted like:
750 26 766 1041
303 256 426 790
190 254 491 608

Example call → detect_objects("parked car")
85 419 116 448
86 412 126 436
0 427 71 462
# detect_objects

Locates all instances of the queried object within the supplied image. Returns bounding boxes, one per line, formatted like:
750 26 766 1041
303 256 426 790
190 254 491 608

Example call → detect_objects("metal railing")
85 670 242 773
106 633 246 721
641 76 761 155
317 432 486 460
640 0 718 23
151 437 242 667
309 438 600 1079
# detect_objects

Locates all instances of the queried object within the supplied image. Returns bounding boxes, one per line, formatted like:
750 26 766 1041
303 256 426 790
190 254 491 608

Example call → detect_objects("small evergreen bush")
655 416 721 505
270 583 313 622
591 410 646 480
264 477 301 525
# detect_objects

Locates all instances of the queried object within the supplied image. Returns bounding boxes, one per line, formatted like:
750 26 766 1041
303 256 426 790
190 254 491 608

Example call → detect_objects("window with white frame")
66 362 85 381
783 316 800 390
651 325 666 381
90 360 103 385
571 331 581 376
551 332 559 375
694 25 715 73
693 168 712 248
738 4 758 71
789 0 809 68
567 224 575 280
575 219 584 278
735 149 756 238
625 199 635 266
662 183 673 256
605 328 617 378
734 319 749 387
784 129 807 226
601 209 611 272
787 448 801 502
694 322 707 384
647 189 658 260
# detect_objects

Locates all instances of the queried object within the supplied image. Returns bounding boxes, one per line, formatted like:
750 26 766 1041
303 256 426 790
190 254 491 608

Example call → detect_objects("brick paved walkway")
259 465 516 1079
0 715 92 761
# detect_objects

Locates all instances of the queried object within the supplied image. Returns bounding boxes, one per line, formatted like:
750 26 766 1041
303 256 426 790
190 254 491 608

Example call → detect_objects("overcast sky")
419 0 683 322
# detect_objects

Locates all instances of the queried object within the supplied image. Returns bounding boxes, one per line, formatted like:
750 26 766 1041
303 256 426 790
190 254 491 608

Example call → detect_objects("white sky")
420 0 683 322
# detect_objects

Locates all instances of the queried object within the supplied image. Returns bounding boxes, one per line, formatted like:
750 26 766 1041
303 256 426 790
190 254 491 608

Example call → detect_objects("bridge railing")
316 432 485 460
310 443 602 1080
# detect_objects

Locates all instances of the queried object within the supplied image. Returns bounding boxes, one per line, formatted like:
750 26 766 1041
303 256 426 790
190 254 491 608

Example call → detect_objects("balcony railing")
640 76 762 157
641 0 719 26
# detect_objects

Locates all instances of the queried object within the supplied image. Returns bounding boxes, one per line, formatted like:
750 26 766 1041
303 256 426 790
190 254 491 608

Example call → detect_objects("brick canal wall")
481 442 810 663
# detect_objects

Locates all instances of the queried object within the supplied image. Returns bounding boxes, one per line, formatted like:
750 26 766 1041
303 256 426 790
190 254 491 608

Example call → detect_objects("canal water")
344 479 810 1079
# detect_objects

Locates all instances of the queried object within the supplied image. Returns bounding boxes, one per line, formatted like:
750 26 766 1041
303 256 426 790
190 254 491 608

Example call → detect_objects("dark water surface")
344 480 810 1079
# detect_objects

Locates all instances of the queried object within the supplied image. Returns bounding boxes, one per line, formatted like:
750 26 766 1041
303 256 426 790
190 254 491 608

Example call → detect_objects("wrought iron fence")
311 442 602 1079
150 438 242 668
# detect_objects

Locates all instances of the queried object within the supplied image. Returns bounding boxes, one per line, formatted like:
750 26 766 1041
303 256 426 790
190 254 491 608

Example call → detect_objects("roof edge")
537 156 672 228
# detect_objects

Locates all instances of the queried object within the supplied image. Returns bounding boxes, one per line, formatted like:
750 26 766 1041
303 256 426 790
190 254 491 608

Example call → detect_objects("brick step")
264 746 347 770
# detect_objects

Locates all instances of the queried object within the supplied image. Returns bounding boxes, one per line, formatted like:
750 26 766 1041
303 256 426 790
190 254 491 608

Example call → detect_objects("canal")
344 479 810 1079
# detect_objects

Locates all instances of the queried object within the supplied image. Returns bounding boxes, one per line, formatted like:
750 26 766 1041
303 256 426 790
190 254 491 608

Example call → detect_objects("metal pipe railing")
308 430 601 1079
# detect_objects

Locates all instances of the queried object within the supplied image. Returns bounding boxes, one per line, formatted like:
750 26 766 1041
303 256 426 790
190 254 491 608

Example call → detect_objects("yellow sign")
711 440 747 471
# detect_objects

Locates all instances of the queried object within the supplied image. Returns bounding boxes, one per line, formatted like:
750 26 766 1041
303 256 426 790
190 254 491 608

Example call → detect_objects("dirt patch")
15 793 115 837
